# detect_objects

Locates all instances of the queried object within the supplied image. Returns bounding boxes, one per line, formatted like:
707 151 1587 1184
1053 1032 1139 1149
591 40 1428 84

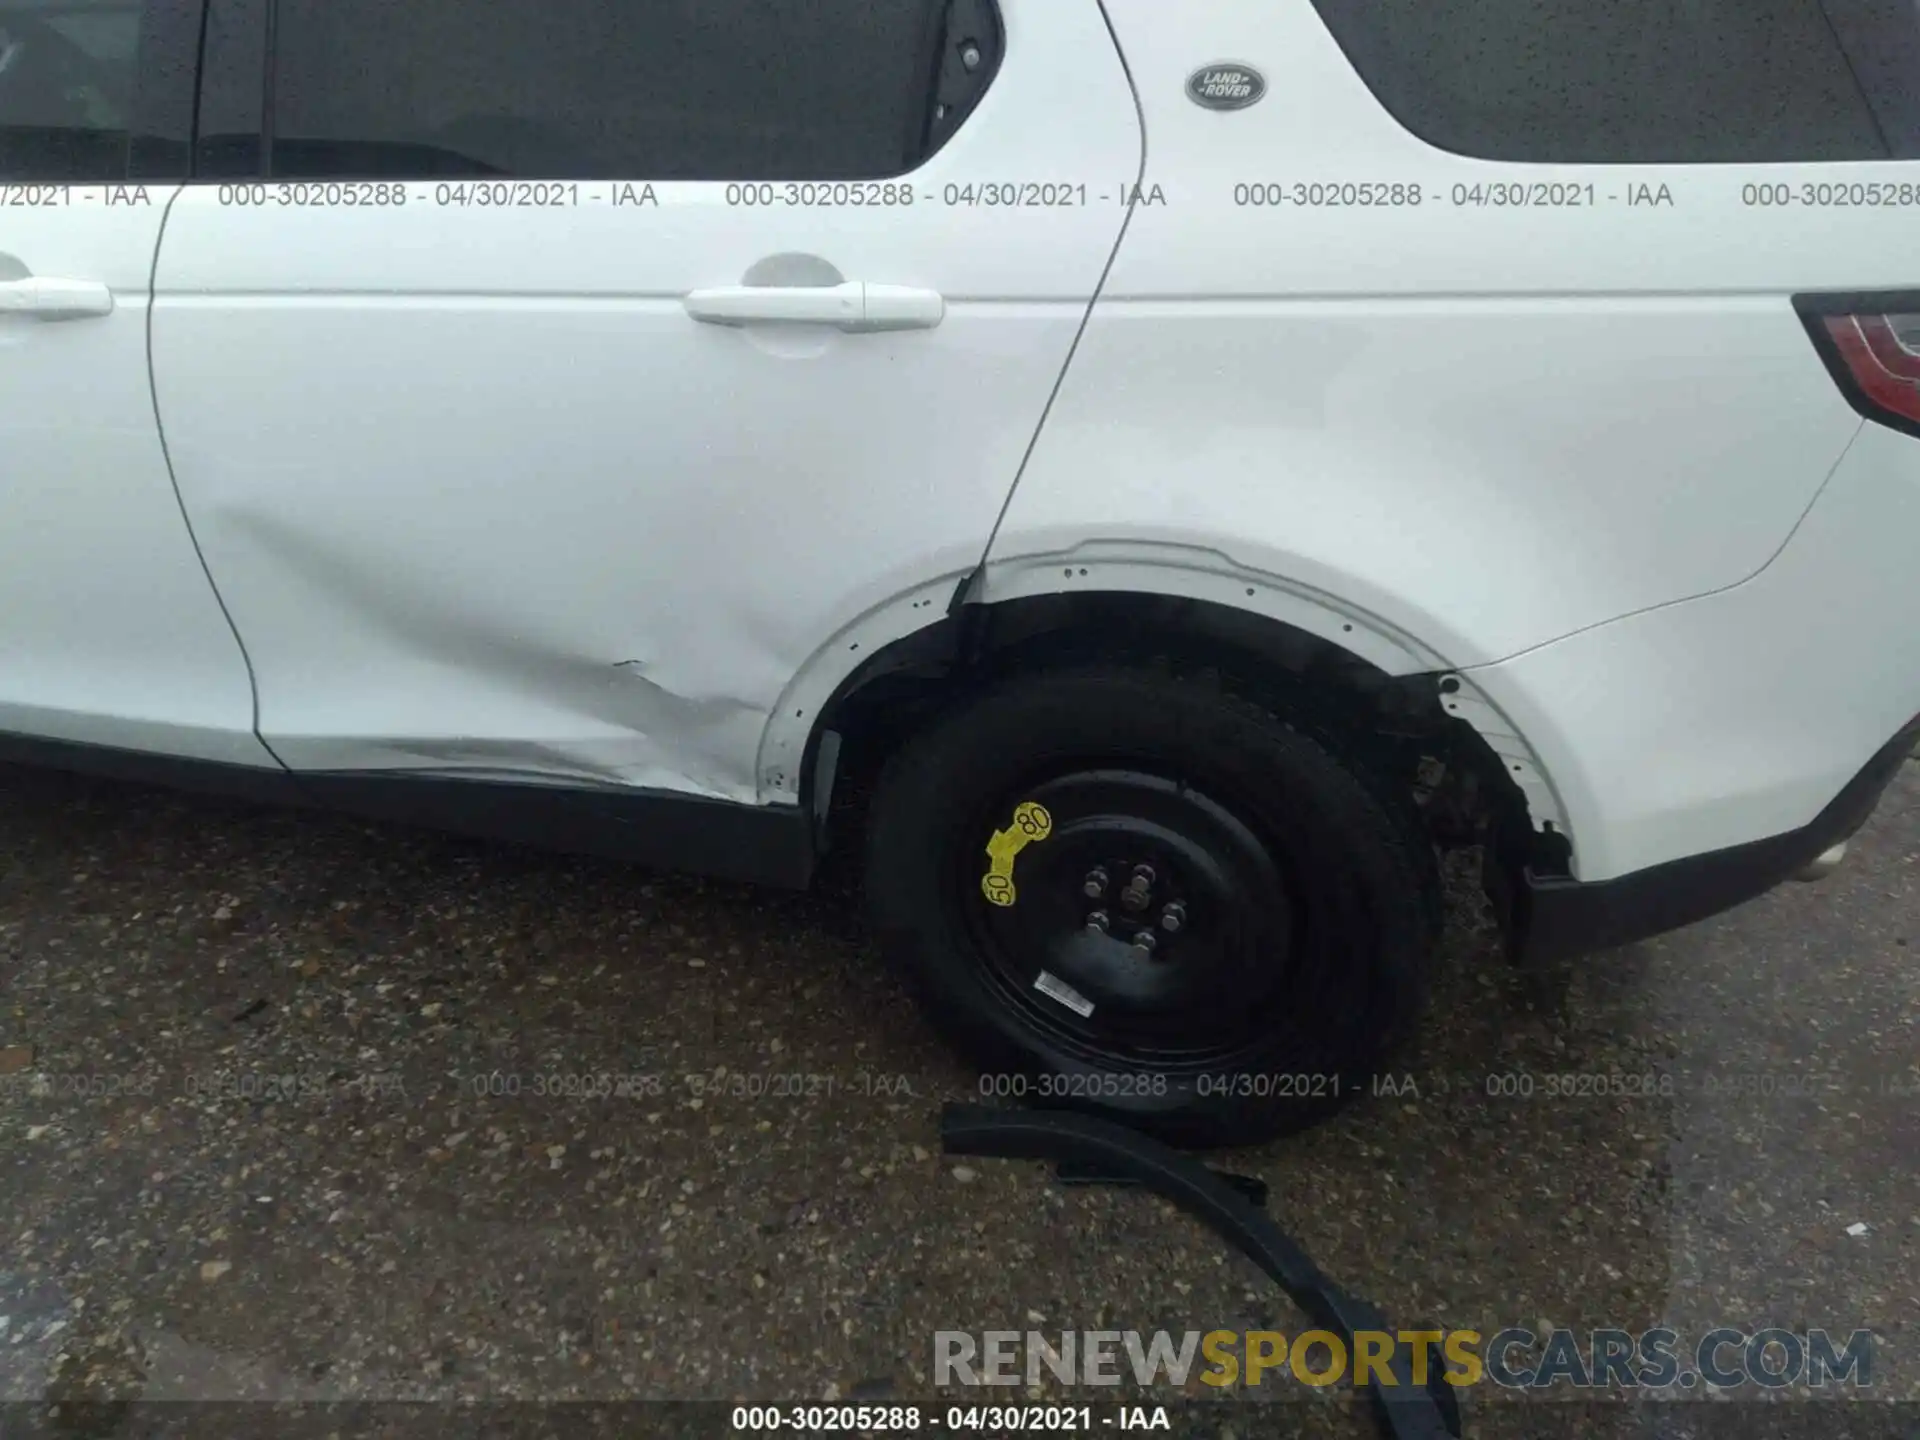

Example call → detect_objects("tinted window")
270 0 951 180
0 0 140 180
1309 0 1888 164
1821 0 1920 157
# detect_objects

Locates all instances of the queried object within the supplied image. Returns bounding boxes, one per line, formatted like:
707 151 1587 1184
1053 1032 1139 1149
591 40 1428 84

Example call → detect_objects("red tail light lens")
1824 313 1920 419
1797 296 1920 439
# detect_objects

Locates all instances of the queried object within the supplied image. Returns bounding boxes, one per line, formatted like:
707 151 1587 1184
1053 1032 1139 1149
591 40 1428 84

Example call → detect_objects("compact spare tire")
865 663 1438 1148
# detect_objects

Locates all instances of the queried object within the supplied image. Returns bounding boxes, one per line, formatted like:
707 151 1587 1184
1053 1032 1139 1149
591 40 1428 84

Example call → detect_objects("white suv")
4 0 1917 1144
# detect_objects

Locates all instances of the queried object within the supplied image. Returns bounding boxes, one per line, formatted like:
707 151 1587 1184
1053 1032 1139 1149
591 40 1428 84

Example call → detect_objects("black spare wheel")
865 662 1439 1147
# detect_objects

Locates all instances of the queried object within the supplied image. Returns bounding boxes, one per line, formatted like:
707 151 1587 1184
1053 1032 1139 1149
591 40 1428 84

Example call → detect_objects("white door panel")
0 191 266 764
153 0 1139 800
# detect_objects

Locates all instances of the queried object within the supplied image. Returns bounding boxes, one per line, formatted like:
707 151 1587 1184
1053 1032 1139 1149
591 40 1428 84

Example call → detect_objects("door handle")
683 280 943 333
0 276 115 320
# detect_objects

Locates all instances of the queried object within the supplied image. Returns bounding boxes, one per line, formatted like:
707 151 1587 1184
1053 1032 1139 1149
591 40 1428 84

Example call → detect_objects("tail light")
1796 294 1920 440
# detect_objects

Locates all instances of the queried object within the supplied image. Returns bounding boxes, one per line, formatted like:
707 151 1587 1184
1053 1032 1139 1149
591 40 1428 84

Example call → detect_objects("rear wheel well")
808 590 1569 882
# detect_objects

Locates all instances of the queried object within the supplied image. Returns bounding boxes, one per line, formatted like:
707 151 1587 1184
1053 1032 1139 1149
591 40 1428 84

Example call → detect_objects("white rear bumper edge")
1468 421 1920 886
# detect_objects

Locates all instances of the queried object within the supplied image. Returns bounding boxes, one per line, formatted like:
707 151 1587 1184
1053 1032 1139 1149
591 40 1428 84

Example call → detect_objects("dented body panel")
8 0 1920 919
148 0 1141 802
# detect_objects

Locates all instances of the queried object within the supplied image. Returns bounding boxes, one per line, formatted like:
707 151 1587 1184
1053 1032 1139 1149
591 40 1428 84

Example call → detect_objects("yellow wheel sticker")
980 801 1053 907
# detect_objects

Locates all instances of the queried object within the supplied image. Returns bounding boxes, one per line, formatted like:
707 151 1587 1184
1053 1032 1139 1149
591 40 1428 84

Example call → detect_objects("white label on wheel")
1033 970 1095 1018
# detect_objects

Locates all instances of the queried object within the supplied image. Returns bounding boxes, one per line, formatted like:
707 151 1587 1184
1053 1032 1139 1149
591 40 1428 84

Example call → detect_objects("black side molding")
1513 714 1920 964
0 732 816 888
0 731 305 806
301 770 815 887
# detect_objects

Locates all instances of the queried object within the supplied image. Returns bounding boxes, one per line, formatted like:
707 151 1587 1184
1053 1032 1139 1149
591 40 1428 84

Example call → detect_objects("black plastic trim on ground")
939 1104 1464 1440
1053 1156 1270 1209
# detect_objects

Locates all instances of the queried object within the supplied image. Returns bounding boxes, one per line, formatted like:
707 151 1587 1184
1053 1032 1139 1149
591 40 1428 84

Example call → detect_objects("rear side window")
268 0 963 181
1821 0 1920 156
1308 0 1903 164
0 0 142 179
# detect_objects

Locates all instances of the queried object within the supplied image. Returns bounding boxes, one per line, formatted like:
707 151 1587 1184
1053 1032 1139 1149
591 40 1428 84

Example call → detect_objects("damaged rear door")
150 0 1140 801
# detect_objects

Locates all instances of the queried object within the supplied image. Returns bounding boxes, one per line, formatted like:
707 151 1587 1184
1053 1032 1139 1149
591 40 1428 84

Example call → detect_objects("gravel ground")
0 757 1914 1438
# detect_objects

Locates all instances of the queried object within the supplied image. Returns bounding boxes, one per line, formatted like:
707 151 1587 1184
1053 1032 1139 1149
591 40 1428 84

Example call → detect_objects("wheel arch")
759 561 1573 891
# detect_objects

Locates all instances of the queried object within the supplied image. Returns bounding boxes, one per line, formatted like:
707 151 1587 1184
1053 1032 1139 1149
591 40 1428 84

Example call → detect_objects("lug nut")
1160 902 1186 934
1130 864 1157 885
1082 867 1109 899
961 43 982 70
1085 910 1110 935
1131 930 1159 956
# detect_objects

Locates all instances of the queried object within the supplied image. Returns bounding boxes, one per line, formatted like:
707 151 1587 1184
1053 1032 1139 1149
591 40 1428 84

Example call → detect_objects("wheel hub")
965 770 1294 1060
